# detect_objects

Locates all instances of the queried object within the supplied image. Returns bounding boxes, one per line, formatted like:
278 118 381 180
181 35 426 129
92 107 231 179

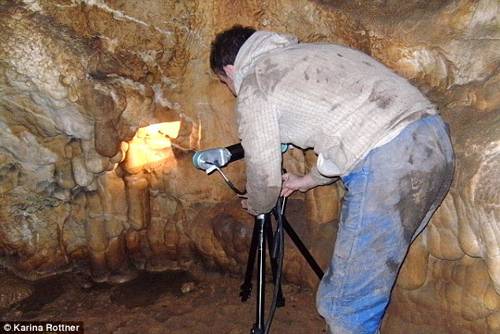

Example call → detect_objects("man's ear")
223 65 236 79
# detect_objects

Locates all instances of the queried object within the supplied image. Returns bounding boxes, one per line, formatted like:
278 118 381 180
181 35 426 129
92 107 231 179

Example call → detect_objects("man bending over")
209 25 454 334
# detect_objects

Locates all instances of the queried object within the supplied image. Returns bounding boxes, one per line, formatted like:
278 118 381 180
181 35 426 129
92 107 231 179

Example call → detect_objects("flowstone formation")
0 1 498 333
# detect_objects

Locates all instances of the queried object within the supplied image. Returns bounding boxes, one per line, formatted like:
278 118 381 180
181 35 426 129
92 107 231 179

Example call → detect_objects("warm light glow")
124 121 181 173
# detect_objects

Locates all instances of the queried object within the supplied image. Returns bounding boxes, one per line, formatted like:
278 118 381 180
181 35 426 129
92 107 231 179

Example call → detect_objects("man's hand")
281 173 316 197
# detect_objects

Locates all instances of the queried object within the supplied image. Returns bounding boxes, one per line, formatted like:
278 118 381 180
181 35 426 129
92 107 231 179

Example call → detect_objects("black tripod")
240 197 324 334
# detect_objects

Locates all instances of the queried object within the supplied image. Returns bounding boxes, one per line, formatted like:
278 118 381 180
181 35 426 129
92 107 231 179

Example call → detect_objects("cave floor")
1 270 325 334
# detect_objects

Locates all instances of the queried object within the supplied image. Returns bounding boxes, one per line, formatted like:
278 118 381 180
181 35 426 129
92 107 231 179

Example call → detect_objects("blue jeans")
316 115 454 334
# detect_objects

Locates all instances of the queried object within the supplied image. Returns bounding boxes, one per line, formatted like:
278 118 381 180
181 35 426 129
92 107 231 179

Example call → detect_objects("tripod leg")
282 215 324 279
252 214 267 334
265 215 285 308
240 218 260 302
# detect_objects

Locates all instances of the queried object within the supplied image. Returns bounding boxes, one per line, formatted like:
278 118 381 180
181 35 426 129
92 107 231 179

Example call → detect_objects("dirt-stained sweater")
234 31 437 215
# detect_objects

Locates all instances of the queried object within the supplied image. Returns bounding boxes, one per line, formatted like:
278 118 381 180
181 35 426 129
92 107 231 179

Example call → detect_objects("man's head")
210 25 256 95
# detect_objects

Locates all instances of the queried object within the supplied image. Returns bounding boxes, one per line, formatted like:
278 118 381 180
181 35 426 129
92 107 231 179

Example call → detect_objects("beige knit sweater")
233 31 437 215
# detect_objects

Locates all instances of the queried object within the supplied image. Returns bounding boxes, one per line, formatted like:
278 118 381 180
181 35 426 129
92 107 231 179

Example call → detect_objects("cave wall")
0 0 499 333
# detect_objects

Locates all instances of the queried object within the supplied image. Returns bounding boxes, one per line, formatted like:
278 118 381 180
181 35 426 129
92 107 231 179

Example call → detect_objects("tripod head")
192 143 244 174
193 143 289 174
192 143 289 196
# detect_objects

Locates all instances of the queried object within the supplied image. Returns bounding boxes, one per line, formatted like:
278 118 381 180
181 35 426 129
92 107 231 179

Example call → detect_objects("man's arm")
309 165 337 186
237 78 282 215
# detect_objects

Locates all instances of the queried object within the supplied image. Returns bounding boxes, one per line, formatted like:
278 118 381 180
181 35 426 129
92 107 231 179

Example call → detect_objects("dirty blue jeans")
316 115 454 334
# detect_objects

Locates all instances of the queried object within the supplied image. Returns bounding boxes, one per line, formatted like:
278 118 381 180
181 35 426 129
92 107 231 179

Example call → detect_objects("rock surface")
0 271 325 334
0 0 498 333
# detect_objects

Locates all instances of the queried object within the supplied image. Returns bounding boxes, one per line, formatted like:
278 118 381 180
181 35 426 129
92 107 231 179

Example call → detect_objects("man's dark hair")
210 25 256 76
